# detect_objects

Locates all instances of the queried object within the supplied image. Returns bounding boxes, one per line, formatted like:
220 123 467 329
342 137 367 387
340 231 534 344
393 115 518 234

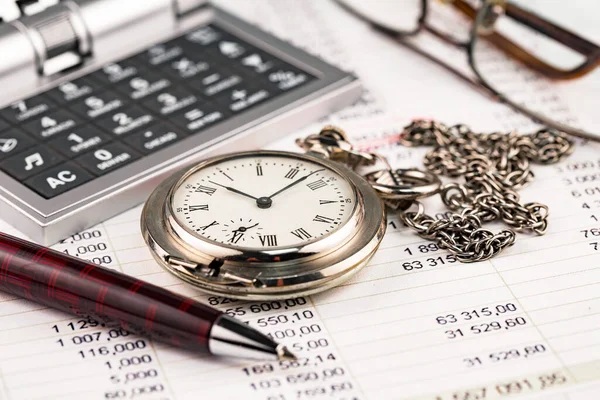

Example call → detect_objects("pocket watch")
141 148 386 300
141 126 443 300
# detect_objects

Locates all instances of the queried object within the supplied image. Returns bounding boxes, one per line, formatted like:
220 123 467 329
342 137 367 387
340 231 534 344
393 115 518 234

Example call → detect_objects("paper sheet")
1 0 600 399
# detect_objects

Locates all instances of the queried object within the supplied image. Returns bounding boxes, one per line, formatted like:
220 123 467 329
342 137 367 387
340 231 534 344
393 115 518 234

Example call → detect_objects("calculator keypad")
0 24 315 199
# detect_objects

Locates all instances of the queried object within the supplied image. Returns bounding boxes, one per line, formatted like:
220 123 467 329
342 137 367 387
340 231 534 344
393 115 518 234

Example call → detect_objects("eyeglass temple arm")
505 2 599 57
453 0 600 79
332 0 427 37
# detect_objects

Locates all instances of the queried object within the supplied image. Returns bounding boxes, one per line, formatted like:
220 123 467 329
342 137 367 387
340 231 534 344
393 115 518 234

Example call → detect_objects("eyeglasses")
336 0 600 141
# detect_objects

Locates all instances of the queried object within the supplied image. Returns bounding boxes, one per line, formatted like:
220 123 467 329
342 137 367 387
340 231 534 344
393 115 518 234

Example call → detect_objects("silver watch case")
141 150 386 300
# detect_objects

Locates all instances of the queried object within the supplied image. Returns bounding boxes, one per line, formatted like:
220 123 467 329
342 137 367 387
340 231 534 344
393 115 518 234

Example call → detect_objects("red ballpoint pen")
0 232 295 361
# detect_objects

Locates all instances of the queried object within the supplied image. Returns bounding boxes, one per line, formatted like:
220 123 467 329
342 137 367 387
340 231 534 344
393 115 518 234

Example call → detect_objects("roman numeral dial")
171 154 355 249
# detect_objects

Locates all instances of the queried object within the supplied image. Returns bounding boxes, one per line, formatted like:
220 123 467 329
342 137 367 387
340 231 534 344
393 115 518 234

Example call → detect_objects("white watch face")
170 153 357 250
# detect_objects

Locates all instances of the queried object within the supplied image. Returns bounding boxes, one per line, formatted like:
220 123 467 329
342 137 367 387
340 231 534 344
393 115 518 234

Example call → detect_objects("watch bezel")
141 149 386 299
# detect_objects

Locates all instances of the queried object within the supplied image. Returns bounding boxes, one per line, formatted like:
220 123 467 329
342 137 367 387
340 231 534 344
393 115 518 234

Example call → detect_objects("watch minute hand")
268 169 325 199
208 181 258 201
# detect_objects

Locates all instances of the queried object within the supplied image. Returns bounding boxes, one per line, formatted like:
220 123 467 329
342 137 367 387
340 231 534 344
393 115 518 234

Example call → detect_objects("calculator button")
115 71 172 101
123 123 187 154
265 66 312 92
95 106 155 137
183 25 225 49
45 77 104 104
24 163 93 198
76 142 139 176
185 29 249 61
22 110 82 141
158 54 216 81
142 86 199 116
0 145 63 181
48 125 111 157
133 42 186 68
90 60 145 85
217 88 272 113
236 52 280 76
69 90 128 119
0 95 56 124
171 105 226 133
190 69 244 98
214 38 248 60
0 117 9 133
0 130 35 161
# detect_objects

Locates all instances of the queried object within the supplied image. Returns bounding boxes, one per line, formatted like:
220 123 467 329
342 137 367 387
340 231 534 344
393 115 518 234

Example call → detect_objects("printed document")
0 1 599 399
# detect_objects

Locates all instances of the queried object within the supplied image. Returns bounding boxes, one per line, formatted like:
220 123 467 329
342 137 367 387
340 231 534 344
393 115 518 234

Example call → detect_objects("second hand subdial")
224 221 260 244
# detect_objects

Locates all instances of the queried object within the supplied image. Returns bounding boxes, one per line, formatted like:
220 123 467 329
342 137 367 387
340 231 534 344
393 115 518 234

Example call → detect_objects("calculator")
0 0 361 245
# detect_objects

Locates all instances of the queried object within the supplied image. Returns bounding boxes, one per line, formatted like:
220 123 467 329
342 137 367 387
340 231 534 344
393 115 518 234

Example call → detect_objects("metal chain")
297 120 575 263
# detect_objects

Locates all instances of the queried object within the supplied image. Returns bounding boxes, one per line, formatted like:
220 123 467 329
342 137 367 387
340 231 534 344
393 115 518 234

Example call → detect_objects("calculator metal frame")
142 150 387 300
0 4 362 244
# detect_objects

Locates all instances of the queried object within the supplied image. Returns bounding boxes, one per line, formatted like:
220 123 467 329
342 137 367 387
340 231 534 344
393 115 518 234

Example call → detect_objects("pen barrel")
0 232 221 353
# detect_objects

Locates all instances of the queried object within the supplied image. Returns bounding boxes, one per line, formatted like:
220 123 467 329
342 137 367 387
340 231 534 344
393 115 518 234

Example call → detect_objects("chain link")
297 120 574 263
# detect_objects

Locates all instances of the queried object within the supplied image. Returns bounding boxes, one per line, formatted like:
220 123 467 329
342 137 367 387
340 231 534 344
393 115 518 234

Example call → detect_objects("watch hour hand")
208 180 258 201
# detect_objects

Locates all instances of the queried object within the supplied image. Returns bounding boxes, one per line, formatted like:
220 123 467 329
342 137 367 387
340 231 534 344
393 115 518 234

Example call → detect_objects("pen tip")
276 345 297 361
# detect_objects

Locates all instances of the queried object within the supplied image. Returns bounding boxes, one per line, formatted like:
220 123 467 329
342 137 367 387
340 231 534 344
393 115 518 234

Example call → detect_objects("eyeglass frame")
336 0 600 141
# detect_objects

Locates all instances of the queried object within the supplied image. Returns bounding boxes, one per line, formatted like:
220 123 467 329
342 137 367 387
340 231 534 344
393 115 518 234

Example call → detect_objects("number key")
90 60 145 85
133 41 185 68
142 86 199 116
0 95 56 124
22 110 82 141
75 142 140 176
95 106 155 136
48 125 111 158
69 90 128 120
115 71 172 101
45 77 104 104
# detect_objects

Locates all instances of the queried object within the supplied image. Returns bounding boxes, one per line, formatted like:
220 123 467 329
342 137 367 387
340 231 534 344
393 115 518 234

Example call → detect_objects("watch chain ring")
364 168 442 200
